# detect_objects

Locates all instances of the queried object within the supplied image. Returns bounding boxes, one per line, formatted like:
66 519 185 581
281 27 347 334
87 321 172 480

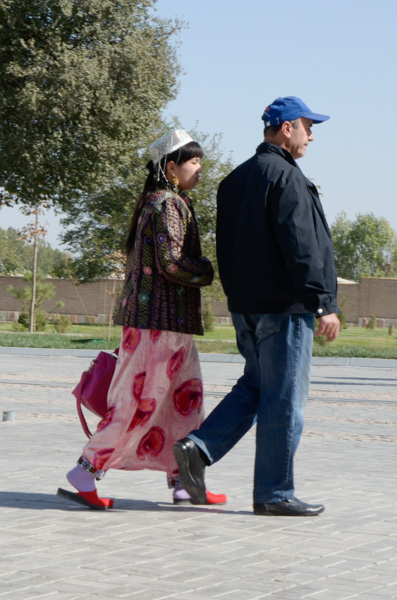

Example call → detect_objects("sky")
1 0 397 249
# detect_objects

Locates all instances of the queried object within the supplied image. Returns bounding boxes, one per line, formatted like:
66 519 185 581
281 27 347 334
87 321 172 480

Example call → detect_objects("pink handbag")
72 349 119 438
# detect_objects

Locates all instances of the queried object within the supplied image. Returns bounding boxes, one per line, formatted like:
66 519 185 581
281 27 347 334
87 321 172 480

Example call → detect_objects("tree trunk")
29 212 39 333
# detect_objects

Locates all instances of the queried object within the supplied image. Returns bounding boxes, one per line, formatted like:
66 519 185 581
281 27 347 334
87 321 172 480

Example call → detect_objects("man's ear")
281 121 293 138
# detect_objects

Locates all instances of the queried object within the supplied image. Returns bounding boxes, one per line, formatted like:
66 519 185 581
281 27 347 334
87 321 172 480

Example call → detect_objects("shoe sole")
253 506 325 517
56 488 110 510
173 443 207 505
173 497 227 506
173 497 192 505
254 511 324 516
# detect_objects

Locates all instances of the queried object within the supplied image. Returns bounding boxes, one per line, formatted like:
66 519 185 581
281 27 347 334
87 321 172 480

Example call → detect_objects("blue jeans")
189 313 314 504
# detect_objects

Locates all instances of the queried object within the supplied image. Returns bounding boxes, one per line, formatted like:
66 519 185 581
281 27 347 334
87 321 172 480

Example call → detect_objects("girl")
58 129 226 509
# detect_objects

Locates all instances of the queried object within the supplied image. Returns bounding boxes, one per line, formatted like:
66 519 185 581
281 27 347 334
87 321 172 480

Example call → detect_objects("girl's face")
167 157 202 191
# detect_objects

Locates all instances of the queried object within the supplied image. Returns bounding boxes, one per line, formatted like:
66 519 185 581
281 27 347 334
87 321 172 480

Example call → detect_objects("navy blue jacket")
216 142 338 316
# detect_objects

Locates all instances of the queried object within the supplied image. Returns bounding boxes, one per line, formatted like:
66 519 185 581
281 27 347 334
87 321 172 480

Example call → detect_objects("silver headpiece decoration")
148 129 193 181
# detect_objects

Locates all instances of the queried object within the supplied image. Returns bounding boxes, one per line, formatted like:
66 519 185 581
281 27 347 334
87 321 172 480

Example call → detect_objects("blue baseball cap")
262 96 330 127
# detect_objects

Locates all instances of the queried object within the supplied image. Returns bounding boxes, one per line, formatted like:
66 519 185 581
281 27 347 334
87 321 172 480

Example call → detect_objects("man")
174 96 340 517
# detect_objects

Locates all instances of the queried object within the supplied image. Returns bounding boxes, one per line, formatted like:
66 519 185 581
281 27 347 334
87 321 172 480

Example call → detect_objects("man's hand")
315 313 340 342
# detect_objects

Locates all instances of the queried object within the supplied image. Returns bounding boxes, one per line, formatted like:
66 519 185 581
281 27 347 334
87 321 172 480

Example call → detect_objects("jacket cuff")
315 300 340 317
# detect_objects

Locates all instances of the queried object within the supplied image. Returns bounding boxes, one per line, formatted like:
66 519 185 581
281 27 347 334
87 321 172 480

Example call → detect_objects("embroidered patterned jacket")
114 190 214 335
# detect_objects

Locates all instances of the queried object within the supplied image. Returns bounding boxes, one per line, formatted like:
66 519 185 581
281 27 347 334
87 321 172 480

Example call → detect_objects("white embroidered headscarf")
149 129 193 181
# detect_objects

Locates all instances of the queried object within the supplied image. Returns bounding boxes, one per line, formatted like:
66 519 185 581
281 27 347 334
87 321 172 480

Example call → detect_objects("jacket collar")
256 142 298 168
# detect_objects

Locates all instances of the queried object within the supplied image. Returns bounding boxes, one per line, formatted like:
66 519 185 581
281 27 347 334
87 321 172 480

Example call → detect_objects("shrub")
18 309 48 331
53 315 72 333
313 334 327 346
314 317 327 345
202 302 215 332
367 314 377 329
337 295 348 329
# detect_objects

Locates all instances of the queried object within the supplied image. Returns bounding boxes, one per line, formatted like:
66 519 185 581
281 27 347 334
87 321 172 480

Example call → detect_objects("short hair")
264 119 299 139
264 124 282 138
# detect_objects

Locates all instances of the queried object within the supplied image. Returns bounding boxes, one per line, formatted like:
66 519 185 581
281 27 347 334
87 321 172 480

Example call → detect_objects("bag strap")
76 397 93 438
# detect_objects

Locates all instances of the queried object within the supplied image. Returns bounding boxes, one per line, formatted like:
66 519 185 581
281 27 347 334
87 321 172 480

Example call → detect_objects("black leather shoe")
253 497 325 517
173 438 207 504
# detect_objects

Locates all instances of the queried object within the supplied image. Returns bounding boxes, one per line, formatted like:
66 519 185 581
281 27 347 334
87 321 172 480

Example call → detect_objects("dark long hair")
126 141 203 254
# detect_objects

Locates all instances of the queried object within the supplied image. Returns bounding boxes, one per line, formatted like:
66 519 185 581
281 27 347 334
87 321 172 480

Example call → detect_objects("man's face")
287 117 314 159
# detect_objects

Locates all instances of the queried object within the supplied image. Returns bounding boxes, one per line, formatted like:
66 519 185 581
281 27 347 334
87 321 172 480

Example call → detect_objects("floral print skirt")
81 327 204 482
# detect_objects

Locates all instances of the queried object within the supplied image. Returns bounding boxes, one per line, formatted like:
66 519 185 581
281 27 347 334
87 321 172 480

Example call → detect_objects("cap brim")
303 112 330 124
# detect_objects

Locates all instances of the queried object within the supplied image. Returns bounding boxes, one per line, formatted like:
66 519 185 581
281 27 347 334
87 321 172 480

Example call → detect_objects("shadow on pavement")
0 491 250 515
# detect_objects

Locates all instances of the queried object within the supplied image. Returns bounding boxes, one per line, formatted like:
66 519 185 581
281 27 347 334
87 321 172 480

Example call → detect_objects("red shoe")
57 488 114 510
173 487 227 505
205 490 227 505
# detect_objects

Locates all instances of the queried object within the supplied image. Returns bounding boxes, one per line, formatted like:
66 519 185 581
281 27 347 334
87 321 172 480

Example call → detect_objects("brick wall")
208 278 397 327
337 282 360 322
0 276 123 324
2 275 397 326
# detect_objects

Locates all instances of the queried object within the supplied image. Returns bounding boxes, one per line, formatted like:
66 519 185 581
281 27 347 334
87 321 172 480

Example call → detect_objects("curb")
1 346 397 369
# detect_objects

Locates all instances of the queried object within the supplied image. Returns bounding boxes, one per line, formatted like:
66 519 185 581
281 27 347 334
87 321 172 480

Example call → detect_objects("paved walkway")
0 348 396 600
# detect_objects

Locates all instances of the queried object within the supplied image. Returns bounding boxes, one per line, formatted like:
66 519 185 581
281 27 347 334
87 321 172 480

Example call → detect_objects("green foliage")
367 314 377 329
7 272 55 330
18 308 48 331
388 323 393 336
202 302 215 332
0 226 71 276
187 126 235 300
331 212 397 281
313 334 327 346
337 294 348 329
313 318 327 345
0 1 181 210
59 179 140 280
53 314 72 333
12 321 26 332
0 227 25 273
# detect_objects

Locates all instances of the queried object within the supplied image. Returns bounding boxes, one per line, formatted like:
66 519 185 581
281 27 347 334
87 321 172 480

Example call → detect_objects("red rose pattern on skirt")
97 406 116 432
136 426 165 459
133 371 146 399
166 347 185 380
82 328 204 478
122 327 141 354
127 397 156 431
173 378 203 416
149 329 162 344
95 448 115 470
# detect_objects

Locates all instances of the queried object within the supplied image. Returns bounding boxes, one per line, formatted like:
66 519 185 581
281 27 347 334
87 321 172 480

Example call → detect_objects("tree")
331 212 397 281
19 202 49 331
0 226 71 276
186 127 234 300
7 272 55 331
58 128 235 299
0 0 181 211
0 227 25 274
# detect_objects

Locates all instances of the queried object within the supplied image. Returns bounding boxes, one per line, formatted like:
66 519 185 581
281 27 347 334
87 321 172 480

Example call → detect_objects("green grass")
0 323 122 350
1 322 397 358
313 326 397 358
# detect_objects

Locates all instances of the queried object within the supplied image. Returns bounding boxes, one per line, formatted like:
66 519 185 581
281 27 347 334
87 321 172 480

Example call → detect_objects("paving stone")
1 350 397 599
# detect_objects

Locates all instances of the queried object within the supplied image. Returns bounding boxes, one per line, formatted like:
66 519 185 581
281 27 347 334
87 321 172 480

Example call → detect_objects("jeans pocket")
256 314 284 337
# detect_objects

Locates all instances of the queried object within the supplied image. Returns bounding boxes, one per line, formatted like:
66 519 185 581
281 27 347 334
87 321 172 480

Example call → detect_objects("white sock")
67 465 96 492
